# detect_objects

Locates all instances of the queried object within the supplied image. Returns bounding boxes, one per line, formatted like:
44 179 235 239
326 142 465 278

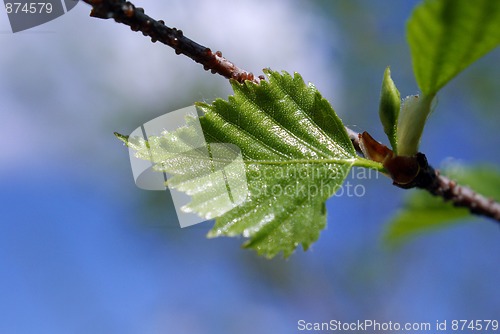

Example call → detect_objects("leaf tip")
114 132 129 145
206 230 219 239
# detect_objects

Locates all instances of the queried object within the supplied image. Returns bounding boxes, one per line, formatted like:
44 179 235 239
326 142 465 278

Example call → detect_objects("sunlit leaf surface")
408 0 500 95
122 70 381 257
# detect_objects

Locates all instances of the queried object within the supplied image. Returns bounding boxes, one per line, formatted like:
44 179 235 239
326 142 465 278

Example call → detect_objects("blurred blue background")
1 1 499 333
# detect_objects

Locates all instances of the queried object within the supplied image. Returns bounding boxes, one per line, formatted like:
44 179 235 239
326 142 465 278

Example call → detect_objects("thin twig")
81 0 261 83
82 0 361 151
430 172 500 221
83 0 500 224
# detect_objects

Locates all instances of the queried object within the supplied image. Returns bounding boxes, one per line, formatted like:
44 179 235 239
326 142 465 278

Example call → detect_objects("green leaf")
379 67 401 153
122 70 382 258
408 0 500 95
384 164 500 246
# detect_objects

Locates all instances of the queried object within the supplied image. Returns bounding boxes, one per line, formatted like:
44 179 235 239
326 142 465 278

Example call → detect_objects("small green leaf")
384 164 500 246
408 0 500 95
379 67 401 153
197 70 380 257
122 70 383 258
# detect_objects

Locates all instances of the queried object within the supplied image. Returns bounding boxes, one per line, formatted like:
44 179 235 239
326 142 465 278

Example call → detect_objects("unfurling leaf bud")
379 67 401 154
396 93 434 157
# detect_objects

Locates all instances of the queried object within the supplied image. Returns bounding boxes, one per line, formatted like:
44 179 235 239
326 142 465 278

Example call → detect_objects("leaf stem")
352 158 386 171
